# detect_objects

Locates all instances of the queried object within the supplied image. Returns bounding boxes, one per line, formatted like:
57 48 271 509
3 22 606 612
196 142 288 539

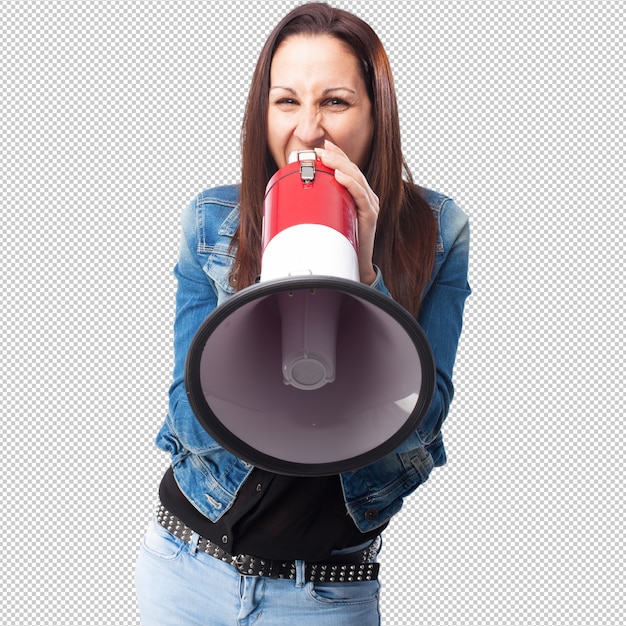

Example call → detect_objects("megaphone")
185 151 435 476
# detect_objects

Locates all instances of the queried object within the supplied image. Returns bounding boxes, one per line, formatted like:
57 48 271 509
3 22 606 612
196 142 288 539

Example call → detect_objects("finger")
314 141 354 172
334 168 378 214
315 146 371 197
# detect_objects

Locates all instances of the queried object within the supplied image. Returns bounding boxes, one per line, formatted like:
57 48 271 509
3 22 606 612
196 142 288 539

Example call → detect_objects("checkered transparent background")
2 1 623 624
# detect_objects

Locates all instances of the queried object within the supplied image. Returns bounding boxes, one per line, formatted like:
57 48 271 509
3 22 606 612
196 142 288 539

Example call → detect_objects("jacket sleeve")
159 195 226 454
414 199 471 445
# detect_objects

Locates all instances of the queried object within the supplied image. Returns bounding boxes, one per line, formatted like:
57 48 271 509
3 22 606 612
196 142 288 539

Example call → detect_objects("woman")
135 3 470 625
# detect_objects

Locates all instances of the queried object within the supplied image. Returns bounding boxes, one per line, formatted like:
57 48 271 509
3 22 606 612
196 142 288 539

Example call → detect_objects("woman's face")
267 34 374 170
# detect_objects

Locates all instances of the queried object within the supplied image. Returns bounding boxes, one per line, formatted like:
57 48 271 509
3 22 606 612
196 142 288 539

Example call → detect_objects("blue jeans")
135 518 381 625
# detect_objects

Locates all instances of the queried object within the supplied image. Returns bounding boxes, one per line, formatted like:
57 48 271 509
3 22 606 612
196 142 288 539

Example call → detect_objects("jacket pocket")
204 243 236 306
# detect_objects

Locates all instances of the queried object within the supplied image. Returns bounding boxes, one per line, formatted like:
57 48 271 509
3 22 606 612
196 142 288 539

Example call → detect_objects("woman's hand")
315 140 379 285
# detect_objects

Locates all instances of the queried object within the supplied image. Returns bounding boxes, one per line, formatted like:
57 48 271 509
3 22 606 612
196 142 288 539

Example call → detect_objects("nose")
293 107 325 148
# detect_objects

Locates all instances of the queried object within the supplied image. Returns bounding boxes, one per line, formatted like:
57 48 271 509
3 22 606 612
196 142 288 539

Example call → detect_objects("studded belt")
155 504 380 583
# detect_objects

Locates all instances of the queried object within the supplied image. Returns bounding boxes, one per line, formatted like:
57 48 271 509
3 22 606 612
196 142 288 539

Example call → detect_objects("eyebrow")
270 86 357 95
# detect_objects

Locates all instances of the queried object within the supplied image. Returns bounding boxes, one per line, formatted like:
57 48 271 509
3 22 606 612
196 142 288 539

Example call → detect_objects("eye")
323 98 350 111
274 97 299 109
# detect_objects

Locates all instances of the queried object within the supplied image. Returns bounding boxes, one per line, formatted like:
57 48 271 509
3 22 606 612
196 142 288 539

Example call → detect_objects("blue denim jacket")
156 184 470 533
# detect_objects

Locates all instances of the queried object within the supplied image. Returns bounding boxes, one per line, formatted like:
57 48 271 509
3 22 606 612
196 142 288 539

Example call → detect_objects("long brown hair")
233 2 436 317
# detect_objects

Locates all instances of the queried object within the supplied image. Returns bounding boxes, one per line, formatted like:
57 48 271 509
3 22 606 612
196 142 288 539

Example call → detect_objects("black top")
159 466 386 561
